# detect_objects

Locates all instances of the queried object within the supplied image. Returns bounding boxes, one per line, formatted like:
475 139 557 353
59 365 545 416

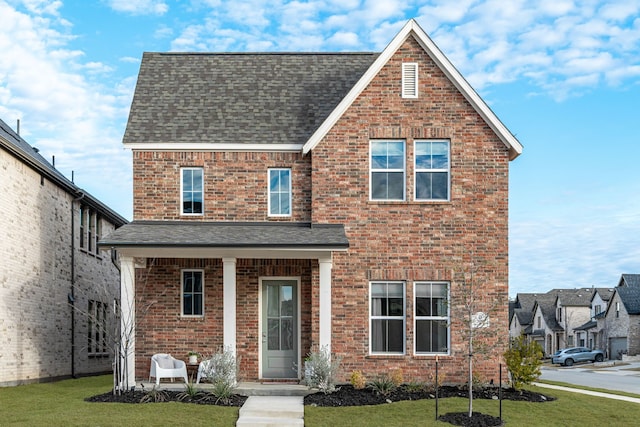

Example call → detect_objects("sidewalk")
533 382 640 404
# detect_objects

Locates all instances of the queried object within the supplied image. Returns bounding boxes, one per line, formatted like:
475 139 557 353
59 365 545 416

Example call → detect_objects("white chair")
149 353 188 385
196 359 212 384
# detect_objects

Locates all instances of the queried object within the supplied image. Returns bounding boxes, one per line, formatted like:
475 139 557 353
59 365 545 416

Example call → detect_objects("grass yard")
0 375 238 426
2 375 640 426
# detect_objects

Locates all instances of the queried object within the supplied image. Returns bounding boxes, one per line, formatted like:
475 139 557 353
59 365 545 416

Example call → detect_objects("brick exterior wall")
131 35 511 385
133 151 311 222
0 148 121 386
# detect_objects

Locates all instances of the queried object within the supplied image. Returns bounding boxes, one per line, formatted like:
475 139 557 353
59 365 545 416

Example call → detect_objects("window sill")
366 354 406 359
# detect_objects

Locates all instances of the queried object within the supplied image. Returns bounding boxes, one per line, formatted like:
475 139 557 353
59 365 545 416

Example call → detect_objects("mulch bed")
87 384 554 426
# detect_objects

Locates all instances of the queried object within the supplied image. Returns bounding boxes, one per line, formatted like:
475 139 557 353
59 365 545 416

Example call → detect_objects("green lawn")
2 376 640 426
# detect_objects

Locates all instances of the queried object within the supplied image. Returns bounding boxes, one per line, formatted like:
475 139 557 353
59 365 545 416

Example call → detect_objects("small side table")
186 363 199 381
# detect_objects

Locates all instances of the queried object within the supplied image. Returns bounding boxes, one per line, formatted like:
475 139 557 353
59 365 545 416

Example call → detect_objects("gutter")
70 191 85 378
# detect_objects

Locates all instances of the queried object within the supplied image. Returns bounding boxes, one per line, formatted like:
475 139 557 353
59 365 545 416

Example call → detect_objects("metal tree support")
435 356 439 420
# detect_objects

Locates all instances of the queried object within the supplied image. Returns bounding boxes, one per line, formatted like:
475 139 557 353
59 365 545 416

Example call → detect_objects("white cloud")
106 0 168 15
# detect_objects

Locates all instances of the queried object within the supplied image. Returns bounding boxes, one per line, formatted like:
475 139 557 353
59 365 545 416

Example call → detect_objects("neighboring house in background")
0 118 127 386
509 293 539 338
101 20 523 388
511 288 595 357
600 275 640 359
555 289 592 348
574 287 613 350
530 293 564 356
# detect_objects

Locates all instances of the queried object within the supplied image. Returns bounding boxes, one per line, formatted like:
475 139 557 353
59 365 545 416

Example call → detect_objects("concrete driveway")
539 361 640 395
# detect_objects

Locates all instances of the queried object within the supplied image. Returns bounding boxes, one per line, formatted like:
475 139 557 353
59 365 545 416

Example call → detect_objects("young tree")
504 334 543 390
451 252 506 418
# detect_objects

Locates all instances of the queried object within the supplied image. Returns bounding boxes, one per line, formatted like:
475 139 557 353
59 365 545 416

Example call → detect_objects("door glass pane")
281 318 293 350
281 286 293 316
267 285 279 317
268 319 280 350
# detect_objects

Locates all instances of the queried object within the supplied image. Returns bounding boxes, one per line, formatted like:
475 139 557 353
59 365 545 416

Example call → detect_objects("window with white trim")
370 141 405 201
268 168 291 216
370 282 405 354
402 63 418 98
182 270 204 316
181 168 204 215
414 282 449 354
88 300 108 356
415 140 450 201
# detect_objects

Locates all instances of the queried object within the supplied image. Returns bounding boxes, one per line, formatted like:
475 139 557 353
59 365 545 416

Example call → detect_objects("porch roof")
99 221 349 251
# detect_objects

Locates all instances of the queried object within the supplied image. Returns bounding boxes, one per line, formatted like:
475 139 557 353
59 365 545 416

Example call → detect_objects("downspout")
70 191 85 378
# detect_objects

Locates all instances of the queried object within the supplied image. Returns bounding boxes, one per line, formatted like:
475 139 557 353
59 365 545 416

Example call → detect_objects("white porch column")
223 258 237 354
319 257 333 354
120 256 136 390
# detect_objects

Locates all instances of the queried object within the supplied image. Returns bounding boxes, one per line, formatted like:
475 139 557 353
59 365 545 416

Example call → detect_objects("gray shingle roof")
99 221 348 249
617 287 640 315
555 288 593 306
123 52 378 146
0 117 127 226
619 274 640 288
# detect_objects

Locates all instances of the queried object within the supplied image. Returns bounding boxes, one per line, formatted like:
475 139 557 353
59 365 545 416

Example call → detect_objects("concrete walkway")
236 396 304 427
533 382 640 404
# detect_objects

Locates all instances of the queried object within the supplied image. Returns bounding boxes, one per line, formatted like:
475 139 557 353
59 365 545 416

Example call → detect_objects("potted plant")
187 351 199 364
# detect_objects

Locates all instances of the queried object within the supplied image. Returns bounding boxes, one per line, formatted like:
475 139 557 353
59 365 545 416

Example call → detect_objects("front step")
236 396 304 427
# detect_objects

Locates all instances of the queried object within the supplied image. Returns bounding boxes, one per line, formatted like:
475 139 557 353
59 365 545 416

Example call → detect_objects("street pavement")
537 360 640 397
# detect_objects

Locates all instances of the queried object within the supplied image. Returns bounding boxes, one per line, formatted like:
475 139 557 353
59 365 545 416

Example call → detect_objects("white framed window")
414 282 450 355
370 141 405 201
182 270 204 317
79 206 86 249
88 300 108 356
370 282 405 354
268 168 291 216
181 168 204 215
402 62 418 98
415 140 450 201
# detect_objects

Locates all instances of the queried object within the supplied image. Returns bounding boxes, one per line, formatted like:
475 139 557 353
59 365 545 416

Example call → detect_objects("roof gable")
302 19 523 160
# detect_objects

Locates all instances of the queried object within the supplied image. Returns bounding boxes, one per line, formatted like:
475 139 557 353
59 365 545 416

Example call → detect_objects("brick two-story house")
101 20 522 387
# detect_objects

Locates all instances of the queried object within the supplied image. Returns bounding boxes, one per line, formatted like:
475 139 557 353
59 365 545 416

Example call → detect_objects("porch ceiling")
98 220 348 259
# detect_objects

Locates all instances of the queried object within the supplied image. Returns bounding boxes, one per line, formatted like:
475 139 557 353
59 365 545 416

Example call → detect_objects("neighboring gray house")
600 275 640 359
511 288 596 356
574 287 613 350
0 118 127 386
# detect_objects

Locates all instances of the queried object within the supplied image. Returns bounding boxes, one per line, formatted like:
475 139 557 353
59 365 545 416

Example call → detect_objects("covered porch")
99 221 348 389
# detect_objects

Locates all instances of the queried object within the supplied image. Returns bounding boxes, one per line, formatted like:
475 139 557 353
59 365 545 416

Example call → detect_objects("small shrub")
200 346 239 388
302 345 342 394
177 380 201 401
139 385 168 403
368 374 396 396
405 380 427 393
504 334 543 390
390 368 404 387
471 372 487 391
349 370 366 389
210 379 234 405
425 369 446 389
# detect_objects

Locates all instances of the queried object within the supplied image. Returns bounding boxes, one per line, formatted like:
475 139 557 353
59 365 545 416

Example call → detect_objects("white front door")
261 279 298 378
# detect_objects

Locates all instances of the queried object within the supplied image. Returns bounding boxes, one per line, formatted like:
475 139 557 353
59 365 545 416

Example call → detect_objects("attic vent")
402 62 418 98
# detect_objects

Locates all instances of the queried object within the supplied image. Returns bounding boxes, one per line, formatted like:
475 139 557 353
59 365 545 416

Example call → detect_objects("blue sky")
1 0 639 296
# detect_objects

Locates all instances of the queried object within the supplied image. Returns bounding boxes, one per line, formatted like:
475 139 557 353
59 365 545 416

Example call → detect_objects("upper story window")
370 281 405 354
414 282 449 354
181 168 203 215
182 270 204 317
370 141 405 201
79 206 101 255
415 140 450 201
268 168 291 217
402 63 418 98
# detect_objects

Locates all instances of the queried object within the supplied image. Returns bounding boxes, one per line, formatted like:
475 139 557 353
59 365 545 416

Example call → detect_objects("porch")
99 221 349 389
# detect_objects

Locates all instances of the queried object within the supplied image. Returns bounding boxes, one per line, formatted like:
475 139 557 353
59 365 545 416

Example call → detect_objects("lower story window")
370 282 405 354
415 282 449 354
88 300 108 356
182 270 204 316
